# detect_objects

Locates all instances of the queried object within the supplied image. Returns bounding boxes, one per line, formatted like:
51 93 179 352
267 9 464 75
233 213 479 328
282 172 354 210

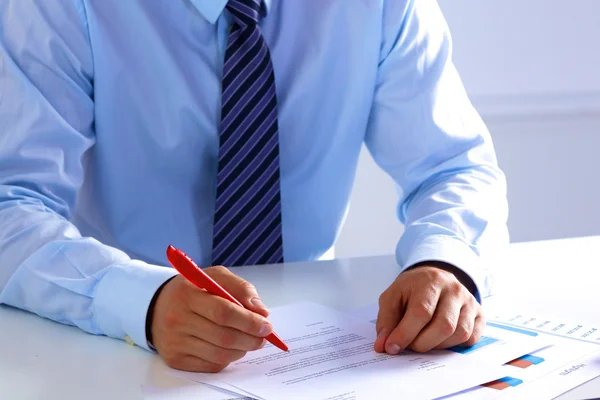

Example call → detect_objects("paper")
502 350 600 400
171 302 548 400
432 314 600 399
436 349 600 400
349 303 378 325
141 384 253 400
350 303 600 399
490 311 600 345
348 303 551 367
442 326 600 399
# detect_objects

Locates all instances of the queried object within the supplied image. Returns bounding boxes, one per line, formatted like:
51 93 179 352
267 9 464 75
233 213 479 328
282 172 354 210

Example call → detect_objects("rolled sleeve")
93 260 178 351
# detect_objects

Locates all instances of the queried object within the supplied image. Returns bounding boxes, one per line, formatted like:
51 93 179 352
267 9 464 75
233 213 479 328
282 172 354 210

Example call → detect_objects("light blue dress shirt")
0 0 509 349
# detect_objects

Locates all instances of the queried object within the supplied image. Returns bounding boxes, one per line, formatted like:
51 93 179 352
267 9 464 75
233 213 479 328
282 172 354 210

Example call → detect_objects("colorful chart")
483 376 524 390
506 354 545 369
447 336 499 354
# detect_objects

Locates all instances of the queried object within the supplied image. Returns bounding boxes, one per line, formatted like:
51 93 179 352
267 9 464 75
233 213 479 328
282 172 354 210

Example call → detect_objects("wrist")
145 276 176 349
407 260 477 297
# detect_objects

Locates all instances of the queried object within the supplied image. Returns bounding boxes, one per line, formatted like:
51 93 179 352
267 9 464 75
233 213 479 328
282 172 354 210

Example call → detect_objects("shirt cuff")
397 234 491 303
92 260 179 351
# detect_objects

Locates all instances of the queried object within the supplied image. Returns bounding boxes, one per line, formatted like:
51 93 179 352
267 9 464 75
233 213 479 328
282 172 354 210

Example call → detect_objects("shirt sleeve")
365 0 510 300
0 0 177 349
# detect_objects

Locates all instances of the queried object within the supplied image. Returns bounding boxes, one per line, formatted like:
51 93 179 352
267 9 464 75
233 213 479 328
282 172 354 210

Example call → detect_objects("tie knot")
227 0 262 26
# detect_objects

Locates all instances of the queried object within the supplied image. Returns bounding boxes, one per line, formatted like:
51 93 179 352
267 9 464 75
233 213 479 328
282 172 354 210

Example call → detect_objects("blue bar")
497 376 524 387
487 322 538 337
448 336 498 354
520 354 545 365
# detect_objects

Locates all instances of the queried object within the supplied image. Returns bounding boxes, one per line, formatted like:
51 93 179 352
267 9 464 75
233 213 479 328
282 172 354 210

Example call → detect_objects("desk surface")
1 236 599 400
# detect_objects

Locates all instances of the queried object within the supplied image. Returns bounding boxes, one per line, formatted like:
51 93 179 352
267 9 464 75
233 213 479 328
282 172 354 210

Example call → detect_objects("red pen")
166 245 289 352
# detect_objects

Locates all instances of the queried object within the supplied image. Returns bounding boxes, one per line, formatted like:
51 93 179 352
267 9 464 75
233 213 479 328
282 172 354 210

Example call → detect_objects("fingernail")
251 297 268 311
259 323 272 337
386 343 401 355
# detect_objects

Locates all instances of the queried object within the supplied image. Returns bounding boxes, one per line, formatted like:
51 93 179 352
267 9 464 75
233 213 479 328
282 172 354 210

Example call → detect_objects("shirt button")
124 335 135 346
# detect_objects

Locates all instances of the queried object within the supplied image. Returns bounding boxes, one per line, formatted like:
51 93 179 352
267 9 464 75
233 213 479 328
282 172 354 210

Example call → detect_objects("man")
0 0 508 373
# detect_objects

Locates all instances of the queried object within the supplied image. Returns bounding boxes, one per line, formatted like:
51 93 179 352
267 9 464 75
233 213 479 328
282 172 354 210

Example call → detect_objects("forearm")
0 188 177 348
397 164 509 300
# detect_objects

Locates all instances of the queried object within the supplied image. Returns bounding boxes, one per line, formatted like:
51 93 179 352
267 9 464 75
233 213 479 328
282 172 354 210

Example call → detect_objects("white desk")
1 236 599 400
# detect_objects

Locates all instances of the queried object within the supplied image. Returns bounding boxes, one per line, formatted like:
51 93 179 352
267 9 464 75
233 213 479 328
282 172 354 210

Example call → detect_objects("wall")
335 0 600 258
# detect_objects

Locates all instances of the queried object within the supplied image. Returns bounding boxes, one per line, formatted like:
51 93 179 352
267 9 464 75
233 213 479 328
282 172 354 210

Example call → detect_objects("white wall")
442 0 600 101
335 0 600 258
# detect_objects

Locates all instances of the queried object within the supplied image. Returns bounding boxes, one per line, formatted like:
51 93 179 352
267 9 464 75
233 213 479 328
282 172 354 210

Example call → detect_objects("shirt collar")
190 0 272 24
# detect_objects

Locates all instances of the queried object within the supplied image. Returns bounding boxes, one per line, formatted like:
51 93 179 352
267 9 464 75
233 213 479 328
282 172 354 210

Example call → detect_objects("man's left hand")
374 264 484 355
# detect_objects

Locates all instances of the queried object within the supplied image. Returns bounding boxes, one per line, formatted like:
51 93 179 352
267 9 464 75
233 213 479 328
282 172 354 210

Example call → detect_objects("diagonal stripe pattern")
211 0 284 267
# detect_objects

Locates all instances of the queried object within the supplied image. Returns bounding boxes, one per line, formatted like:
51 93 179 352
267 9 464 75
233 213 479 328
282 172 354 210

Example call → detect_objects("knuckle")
428 269 447 286
240 280 257 294
439 317 457 336
430 268 445 279
477 314 486 326
411 303 435 321
378 291 391 307
454 324 471 343
213 303 233 326
449 281 464 296
207 265 229 277
216 266 230 275
218 329 236 348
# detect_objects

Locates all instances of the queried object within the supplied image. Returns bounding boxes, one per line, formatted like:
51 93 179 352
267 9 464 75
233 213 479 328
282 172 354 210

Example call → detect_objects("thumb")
208 266 270 317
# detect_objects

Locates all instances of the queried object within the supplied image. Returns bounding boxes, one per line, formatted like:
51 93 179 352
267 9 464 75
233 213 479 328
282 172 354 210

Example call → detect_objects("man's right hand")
150 266 273 372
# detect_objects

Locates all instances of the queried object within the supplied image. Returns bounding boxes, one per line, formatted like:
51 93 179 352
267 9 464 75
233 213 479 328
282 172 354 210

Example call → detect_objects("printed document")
351 303 600 399
172 302 548 400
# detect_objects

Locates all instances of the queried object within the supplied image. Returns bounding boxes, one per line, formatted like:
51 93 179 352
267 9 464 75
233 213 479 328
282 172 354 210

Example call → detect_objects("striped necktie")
211 0 284 267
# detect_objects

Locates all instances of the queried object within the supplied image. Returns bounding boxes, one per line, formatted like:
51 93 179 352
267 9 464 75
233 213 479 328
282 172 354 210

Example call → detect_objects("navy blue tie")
211 0 284 267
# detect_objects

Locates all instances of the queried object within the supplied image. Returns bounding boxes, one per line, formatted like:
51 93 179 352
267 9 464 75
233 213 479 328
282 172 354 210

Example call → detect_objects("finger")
193 291 273 338
374 291 403 353
165 354 228 373
463 314 486 347
185 314 266 351
183 335 247 365
385 285 442 354
410 293 462 352
374 326 395 354
436 304 477 350
207 266 269 317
